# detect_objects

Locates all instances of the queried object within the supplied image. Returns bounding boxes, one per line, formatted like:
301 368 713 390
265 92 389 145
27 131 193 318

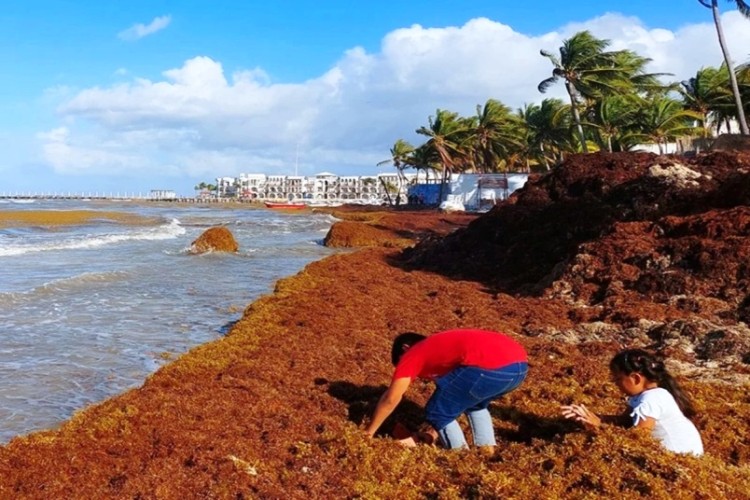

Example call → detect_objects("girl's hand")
561 404 601 428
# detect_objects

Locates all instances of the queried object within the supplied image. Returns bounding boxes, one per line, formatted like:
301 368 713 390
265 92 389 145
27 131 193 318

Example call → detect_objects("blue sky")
1 1 748 196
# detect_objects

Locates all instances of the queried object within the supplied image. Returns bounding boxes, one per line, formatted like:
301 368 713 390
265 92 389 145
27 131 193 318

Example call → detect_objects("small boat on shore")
264 201 307 210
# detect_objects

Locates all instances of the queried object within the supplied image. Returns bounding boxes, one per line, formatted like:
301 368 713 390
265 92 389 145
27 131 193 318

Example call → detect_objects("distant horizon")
1 1 749 195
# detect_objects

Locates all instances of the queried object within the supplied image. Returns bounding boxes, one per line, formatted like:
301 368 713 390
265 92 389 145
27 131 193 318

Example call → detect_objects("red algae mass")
403 152 750 371
0 152 749 499
190 226 239 253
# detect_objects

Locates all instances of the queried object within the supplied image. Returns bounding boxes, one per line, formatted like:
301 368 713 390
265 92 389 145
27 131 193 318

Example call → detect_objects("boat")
264 201 307 210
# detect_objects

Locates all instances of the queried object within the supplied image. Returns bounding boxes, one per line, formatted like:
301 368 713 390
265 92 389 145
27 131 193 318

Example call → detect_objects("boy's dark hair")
610 348 696 418
391 332 427 366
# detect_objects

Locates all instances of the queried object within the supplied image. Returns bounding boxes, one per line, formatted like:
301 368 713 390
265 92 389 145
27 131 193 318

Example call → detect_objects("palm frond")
538 76 559 93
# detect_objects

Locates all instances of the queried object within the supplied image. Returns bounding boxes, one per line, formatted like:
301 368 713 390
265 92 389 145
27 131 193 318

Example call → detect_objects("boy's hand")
561 404 601 428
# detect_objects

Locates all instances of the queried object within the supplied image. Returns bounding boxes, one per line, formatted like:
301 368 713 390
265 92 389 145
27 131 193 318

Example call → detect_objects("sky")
1 1 750 196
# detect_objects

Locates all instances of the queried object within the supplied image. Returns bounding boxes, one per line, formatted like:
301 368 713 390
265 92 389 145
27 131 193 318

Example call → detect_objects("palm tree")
612 50 673 96
698 0 750 134
404 144 439 183
471 99 525 173
378 139 414 206
583 95 640 152
680 65 734 136
538 31 633 152
629 96 702 153
519 98 573 169
416 109 472 203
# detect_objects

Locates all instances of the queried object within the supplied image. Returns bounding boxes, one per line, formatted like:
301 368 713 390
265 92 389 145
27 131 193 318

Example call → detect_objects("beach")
0 202 338 444
1 152 750 498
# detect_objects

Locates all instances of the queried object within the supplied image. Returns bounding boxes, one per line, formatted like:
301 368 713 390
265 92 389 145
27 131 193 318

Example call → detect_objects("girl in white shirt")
561 348 703 456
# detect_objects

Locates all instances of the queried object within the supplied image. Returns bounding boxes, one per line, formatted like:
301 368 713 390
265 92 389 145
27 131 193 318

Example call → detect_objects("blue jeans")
424 362 528 449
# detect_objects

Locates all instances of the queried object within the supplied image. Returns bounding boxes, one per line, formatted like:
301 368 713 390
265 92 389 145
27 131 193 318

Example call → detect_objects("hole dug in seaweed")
327 380 426 437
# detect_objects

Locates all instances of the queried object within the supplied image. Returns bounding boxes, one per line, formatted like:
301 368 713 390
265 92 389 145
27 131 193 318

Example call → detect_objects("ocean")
0 199 338 443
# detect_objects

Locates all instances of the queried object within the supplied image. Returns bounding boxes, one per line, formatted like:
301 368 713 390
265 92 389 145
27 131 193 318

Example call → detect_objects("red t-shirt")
392 329 527 381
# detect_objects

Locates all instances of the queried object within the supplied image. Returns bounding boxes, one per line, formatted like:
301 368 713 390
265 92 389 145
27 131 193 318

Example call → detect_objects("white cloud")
118 15 171 41
43 11 750 190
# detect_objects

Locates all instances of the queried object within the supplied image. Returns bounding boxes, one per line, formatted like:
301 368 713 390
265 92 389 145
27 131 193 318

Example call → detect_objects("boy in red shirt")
365 328 528 449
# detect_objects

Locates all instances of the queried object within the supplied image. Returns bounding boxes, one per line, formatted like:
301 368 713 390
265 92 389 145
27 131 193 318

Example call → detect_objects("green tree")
680 65 734 136
404 144 440 183
583 95 641 152
416 109 472 202
698 0 750 134
538 31 633 152
471 99 525 173
378 139 415 206
519 98 572 169
629 96 702 153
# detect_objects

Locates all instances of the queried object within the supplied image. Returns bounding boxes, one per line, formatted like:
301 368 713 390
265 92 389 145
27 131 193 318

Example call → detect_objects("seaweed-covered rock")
190 226 239 253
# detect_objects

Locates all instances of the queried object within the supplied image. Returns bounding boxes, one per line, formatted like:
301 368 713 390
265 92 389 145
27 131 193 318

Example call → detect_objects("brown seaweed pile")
404 152 750 372
0 153 749 498
190 226 239 253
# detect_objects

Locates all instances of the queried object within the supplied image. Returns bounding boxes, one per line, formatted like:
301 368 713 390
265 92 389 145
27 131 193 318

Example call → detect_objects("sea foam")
0 219 185 257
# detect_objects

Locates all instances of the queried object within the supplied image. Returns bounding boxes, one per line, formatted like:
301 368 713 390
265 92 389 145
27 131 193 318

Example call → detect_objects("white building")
213 171 408 204
149 189 177 200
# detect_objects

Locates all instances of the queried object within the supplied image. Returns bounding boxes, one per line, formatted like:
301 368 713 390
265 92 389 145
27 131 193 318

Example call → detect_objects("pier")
0 192 266 204
0 192 149 201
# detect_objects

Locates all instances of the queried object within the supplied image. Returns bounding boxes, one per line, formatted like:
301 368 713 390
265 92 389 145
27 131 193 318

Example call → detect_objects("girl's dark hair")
610 348 696 418
391 332 427 366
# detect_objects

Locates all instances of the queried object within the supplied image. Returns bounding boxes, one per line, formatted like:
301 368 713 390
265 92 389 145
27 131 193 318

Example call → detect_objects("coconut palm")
629 96 702 153
583 95 641 152
611 50 673 96
738 61 750 117
680 65 734 136
698 0 750 134
416 109 473 202
378 139 415 206
404 144 440 183
519 98 573 169
538 31 634 152
471 99 525 173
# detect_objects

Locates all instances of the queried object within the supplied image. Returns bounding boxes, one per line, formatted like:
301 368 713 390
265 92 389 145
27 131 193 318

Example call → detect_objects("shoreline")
0 209 161 228
1 196 749 496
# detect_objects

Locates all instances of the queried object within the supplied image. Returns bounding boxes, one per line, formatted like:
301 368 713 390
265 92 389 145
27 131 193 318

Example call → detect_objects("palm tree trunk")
566 81 589 152
711 1 750 134
540 143 550 169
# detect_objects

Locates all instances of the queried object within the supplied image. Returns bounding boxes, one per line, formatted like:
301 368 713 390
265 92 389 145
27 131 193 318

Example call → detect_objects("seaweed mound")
403 151 750 366
190 226 239 253
324 220 413 248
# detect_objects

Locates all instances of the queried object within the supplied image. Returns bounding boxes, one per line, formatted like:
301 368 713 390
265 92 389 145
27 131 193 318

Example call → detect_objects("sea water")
0 199 337 442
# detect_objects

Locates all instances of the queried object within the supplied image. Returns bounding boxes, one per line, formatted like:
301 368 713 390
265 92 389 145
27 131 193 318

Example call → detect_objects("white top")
628 387 703 456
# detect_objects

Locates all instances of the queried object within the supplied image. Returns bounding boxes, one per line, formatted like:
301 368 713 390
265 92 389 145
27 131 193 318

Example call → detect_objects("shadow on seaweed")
327 381 578 444
327 381 426 437
490 405 578 444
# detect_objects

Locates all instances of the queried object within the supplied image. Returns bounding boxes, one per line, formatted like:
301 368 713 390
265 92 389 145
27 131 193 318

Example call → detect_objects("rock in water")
190 226 239 253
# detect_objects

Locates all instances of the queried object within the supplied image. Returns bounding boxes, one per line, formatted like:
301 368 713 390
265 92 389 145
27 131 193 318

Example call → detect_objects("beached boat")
264 201 307 210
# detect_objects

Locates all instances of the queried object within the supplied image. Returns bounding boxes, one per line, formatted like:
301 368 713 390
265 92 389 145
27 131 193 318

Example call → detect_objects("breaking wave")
0 219 185 257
